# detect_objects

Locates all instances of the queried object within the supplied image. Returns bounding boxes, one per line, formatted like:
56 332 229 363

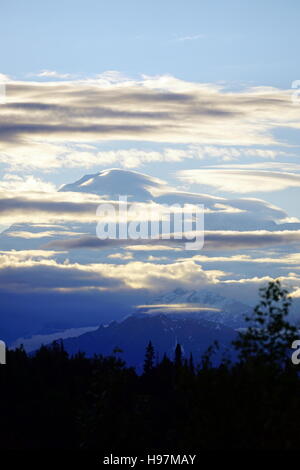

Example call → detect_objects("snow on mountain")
139 287 252 328
60 168 170 201
1 168 296 253
59 168 288 230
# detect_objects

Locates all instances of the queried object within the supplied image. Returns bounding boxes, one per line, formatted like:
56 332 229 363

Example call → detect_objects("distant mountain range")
60 286 248 368
62 313 237 370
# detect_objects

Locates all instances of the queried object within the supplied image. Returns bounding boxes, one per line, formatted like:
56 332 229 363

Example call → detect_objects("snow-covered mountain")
1 168 297 253
60 168 170 201
59 168 288 230
139 287 252 328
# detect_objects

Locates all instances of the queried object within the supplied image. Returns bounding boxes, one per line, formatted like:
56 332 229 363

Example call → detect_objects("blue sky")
1 0 299 88
1 0 300 344
0 0 299 215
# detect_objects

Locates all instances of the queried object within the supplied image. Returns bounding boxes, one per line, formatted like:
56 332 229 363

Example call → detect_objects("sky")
1 0 299 87
1 0 300 345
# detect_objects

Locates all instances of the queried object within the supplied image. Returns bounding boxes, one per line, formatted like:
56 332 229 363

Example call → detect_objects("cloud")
147 255 168 261
0 189 208 227
0 190 103 225
0 74 299 172
0 174 57 192
33 70 72 79
210 162 300 171
107 252 134 260
11 326 99 352
136 304 221 315
0 73 10 82
176 34 205 42
206 272 300 306
203 230 300 250
2 249 300 310
0 253 224 292
0 249 60 260
184 253 300 265
219 273 300 292
44 236 177 251
0 170 286 229
178 168 300 193
290 288 300 298
46 229 300 252
7 230 86 239
127 244 181 251
1 143 289 171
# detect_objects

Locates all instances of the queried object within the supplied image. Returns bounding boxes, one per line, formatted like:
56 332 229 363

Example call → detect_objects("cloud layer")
1 74 299 171
178 168 300 193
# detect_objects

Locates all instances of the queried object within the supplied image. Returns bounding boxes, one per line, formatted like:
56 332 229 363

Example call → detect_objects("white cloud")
126 245 181 251
2 249 300 306
0 174 57 192
0 253 224 292
0 249 61 261
0 74 299 173
136 304 221 315
290 288 300 298
0 174 283 228
107 252 134 260
187 146 292 161
185 253 300 265
178 168 300 193
211 161 300 170
2 143 288 171
147 255 168 261
7 230 85 239
176 34 205 42
0 73 10 82
33 70 72 79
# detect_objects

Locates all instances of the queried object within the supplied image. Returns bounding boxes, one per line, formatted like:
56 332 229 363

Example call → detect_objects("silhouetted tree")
201 340 219 370
174 343 182 368
233 280 298 365
189 353 195 374
143 341 155 374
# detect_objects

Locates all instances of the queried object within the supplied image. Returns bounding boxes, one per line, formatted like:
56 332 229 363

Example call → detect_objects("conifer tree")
174 343 182 368
143 341 155 374
189 353 195 374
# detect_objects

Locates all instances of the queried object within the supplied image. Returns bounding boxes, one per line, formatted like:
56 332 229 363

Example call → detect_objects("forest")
0 281 300 451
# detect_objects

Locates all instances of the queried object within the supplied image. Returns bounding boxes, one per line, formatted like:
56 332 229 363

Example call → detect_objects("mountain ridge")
61 313 237 370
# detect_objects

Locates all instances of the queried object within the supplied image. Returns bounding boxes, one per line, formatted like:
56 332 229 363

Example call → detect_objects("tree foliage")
233 280 297 365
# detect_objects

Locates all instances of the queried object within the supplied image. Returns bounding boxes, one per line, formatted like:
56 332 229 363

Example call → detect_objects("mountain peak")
59 168 169 200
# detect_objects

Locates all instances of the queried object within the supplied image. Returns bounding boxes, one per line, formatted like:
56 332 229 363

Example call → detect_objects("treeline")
0 281 300 450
